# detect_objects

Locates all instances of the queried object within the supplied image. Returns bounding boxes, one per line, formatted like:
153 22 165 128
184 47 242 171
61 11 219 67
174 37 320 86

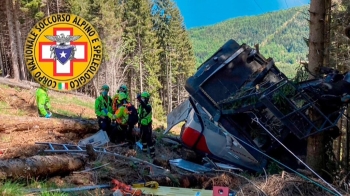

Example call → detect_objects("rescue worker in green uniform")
95 84 114 139
109 92 129 143
117 84 130 102
137 91 155 158
35 85 52 118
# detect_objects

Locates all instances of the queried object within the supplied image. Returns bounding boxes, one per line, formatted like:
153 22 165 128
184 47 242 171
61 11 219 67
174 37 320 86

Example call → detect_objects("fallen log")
0 116 98 134
0 155 86 180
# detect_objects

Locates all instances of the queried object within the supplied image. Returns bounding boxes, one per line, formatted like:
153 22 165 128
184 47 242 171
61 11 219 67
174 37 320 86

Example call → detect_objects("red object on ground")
213 186 230 196
111 179 142 196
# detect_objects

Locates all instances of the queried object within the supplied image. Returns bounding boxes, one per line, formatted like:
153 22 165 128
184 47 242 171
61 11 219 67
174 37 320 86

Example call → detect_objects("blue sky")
173 0 310 29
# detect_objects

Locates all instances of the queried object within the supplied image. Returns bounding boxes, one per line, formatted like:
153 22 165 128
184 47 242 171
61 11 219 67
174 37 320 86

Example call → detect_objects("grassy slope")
0 84 167 128
0 84 95 119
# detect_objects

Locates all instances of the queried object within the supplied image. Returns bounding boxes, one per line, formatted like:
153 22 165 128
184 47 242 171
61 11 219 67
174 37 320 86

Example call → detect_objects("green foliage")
188 6 309 78
0 181 24 196
40 192 68 196
35 11 45 20
266 162 283 174
152 0 196 115
292 65 309 83
121 0 164 118
20 0 45 20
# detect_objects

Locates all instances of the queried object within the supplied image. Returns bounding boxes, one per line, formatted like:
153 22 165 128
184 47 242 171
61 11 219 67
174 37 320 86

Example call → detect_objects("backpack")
126 104 138 126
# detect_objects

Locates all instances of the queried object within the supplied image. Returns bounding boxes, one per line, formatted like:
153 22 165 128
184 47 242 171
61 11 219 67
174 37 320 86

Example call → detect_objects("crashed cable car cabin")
166 39 348 173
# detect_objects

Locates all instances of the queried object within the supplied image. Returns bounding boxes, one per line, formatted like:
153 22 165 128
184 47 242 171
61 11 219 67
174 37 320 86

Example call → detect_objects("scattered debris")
111 179 142 196
78 129 110 147
132 181 159 189
137 186 213 196
25 184 111 193
169 158 212 173
73 163 110 174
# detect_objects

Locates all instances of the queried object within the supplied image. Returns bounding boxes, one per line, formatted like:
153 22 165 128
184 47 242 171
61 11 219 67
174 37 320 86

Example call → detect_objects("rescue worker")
112 93 119 113
117 84 130 102
95 84 114 139
137 91 155 158
35 85 52 118
109 92 129 143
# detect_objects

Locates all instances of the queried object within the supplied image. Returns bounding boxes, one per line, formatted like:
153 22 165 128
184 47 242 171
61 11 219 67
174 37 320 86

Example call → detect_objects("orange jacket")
115 105 129 125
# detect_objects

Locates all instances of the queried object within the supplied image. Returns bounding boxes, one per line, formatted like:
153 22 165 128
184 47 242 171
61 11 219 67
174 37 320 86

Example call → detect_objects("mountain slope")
188 6 309 78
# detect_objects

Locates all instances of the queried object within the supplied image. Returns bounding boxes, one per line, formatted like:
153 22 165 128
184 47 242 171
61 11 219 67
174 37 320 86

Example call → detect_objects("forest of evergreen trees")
1 0 349 123
189 6 310 78
0 0 196 120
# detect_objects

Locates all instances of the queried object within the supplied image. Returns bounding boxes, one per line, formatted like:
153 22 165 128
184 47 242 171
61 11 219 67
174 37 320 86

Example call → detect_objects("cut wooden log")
0 155 86 180
0 116 98 134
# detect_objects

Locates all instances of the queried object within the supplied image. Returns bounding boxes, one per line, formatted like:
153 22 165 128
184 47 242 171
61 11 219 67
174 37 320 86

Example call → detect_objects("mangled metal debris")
169 158 212 173
169 158 243 174
78 129 110 147
165 39 350 173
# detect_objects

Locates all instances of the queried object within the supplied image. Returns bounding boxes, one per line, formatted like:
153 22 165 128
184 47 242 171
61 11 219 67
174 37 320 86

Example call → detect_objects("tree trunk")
14 0 26 80
47 0 50 16
0 116 98 134
0 155 85 180
0 38 3 77
5 0 20 81
177 80 180 107
346 108 350 172
335 116 343 162
306 0 326 174
166 51 169 113
57 0 60 13
0 38 8 77
138 32 143 93
168 53 172 113
139 60 143 93
323 0 331 67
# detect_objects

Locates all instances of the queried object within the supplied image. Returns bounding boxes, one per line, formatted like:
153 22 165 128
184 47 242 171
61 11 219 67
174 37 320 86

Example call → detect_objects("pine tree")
122 0 163 118
153 0 196 113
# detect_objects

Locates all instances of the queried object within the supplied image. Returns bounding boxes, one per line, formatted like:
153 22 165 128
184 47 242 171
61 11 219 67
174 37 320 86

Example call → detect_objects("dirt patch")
0 85 96 119
0 85 98 159
0 128 84 159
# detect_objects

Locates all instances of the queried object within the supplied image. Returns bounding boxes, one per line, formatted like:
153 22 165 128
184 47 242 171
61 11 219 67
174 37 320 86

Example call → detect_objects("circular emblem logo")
24 13 103 91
